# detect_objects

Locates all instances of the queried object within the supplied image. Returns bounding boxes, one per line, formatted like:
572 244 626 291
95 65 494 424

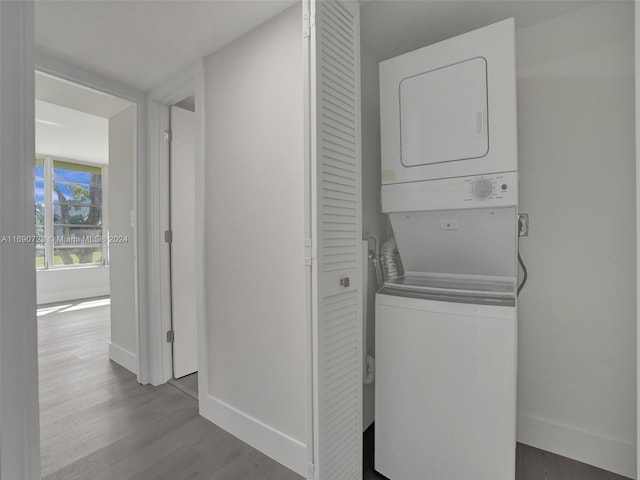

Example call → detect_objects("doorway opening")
34 70 139 477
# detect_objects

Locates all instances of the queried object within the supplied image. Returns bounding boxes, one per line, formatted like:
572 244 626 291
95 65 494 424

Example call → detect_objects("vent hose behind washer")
365 234 384 289
380 237 400 282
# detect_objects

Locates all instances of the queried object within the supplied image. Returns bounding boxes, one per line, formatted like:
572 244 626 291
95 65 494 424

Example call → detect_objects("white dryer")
379 18 518 187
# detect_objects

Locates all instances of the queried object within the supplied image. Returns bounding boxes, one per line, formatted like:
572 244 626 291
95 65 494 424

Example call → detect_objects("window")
35 156 108 269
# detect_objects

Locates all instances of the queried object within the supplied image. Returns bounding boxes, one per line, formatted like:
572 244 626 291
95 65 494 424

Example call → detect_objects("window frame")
36 154 109 270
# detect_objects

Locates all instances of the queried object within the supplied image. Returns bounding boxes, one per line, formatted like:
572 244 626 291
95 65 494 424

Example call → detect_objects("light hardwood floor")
37 298 302 480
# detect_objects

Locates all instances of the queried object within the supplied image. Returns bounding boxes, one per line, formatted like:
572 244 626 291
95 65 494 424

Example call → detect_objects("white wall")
202 3 306 475
516 3 636 477
108 105 137 374
36 267 109 305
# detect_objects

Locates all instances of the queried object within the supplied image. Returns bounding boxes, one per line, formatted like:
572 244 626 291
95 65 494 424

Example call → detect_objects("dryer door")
380 18 517 185
400 57 488 168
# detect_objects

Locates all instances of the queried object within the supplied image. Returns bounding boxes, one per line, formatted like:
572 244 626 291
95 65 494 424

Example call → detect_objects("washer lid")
379 285 516 307
387 273 515 296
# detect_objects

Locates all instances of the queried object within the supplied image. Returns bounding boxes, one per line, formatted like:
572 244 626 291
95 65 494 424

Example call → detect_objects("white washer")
375 284 517 480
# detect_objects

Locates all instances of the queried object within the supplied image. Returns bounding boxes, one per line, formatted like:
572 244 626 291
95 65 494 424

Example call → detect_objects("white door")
305 1 363 479
170 105 197 379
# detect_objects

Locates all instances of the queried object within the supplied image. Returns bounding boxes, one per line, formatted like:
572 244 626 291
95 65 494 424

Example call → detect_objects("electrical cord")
517 250 527 296
517 215 528 296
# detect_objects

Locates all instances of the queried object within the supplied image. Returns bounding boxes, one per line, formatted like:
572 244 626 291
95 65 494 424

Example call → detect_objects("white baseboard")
199 394 306 477
37 286 110 305
517 412 636 479
109 342 138 375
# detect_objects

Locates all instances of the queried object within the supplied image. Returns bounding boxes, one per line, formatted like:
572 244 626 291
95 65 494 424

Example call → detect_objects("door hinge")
166 330 175 343
164 230 172 243
164 129 172 143
304 238 317 266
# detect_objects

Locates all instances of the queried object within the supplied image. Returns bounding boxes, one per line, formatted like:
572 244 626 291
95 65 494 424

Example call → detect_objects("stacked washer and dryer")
374 19 520 480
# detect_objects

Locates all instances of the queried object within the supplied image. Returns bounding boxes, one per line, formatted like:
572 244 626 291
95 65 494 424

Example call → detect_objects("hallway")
37 298 302 480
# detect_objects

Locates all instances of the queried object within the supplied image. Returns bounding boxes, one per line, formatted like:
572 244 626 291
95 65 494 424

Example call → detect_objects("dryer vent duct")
381 237 401 282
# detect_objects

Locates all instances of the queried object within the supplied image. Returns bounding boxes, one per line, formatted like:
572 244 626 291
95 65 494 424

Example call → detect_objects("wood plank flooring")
177 373 199 395
363 424 632 480
169 372 199 400
38 298 303 480
515 444 631 480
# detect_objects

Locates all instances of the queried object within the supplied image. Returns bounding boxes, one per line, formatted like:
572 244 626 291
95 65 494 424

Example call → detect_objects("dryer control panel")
381 171 518 213
466 174 513 202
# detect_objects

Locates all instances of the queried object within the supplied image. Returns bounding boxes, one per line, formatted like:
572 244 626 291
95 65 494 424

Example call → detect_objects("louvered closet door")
307 1 362 479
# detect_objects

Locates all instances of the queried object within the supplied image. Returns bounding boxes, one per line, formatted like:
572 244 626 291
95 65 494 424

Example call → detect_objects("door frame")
635 2 640 477
145 61 207 395
302 1 315 477
0 2 40 477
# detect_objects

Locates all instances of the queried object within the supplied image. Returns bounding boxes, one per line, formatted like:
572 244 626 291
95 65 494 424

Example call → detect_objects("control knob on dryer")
472 178 493 199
